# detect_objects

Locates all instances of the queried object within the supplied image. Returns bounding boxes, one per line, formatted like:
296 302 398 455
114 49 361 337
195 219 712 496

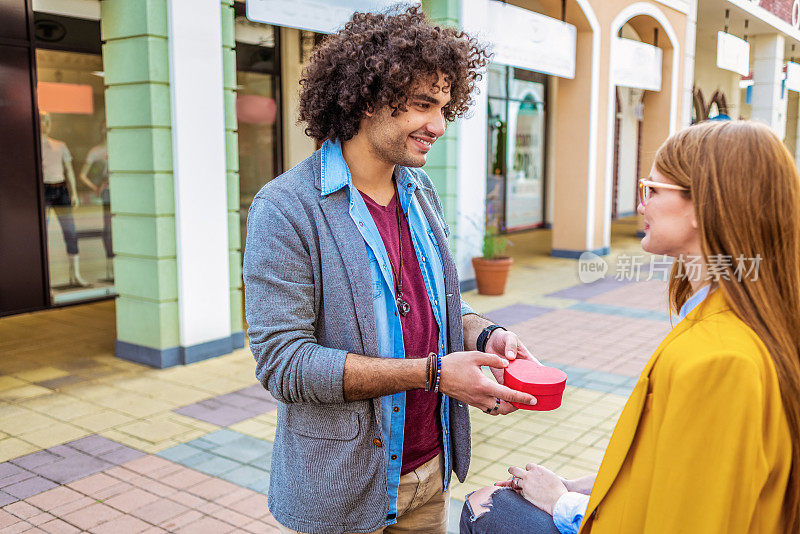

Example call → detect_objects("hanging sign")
246 0 418 34
717 31 750 76
787 62 800 92
461 0 576 79
612 37 662 91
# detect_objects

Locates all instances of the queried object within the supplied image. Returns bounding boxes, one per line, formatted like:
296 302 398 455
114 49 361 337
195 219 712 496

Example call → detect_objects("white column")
455 73 488 281
167 0 232 359
682 0 698 127
752 34 788 139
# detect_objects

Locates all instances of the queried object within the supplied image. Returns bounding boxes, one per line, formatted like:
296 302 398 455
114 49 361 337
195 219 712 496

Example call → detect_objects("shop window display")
486 65 547 233
36 48 113 305
234 19 282 249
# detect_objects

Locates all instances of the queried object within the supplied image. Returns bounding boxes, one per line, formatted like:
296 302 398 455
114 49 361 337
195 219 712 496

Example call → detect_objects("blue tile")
613 386 635 396
192 455 241 477
213 440 271 464
568 302 668 323
200 429 242 446
581 381 624 395
222 465 268 488
187 438 218 451
246 476 269 493
447 497 466 534
585 371 632 386
180 451 218 468
247 453 272 469
157 444 202 463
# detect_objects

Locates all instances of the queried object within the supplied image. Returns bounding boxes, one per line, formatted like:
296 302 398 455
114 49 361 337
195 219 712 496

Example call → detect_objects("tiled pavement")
0 224 676 533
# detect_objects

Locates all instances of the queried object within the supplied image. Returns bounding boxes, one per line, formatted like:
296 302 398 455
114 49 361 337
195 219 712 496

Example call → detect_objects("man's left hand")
483 329 540 414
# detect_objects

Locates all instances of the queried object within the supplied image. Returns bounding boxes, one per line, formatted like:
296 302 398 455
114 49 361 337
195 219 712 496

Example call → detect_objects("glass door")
486 65 548 233
36 47 113 305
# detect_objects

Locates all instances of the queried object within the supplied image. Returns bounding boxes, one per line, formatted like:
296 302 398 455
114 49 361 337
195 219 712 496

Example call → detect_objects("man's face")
362 73 450 168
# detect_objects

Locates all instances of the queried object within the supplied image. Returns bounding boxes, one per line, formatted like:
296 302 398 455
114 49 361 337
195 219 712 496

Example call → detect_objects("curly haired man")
243 7 539 533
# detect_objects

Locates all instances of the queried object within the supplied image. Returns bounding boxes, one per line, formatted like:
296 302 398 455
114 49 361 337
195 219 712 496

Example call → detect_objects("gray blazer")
243 149 471 534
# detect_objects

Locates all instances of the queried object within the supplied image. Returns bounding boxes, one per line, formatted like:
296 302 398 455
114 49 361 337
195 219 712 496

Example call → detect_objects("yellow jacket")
580 290 791 534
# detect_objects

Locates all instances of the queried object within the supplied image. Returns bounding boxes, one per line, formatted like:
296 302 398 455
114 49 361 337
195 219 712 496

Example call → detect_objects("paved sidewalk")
0 223 673 533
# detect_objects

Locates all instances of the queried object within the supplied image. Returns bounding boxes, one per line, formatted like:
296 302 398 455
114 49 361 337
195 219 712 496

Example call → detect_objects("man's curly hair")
298 5 489 143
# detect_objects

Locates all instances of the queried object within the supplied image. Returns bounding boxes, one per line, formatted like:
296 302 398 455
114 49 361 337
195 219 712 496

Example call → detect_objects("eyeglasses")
638 179 689 206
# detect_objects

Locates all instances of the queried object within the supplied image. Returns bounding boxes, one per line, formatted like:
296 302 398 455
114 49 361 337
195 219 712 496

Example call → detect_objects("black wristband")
476 324 506 352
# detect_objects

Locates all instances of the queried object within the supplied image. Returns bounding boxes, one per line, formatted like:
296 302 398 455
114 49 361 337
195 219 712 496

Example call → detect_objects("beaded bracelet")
433 353 443 393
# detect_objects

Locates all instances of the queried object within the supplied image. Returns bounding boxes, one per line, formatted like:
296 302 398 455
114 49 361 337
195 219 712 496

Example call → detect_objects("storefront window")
235 19 281 248
486 66 547 232
36 48 112 305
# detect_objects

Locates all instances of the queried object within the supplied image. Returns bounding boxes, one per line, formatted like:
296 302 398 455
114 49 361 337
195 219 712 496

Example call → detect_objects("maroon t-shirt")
360 190 442 475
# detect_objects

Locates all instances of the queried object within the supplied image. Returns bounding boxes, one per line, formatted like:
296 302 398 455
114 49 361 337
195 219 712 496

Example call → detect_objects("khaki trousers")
278 453 449 534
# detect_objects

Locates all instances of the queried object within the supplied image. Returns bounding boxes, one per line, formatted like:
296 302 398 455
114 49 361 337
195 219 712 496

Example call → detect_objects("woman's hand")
502 463 568 515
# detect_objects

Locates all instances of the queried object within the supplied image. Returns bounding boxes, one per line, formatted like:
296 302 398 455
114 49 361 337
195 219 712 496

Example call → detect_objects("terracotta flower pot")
472 256 513 296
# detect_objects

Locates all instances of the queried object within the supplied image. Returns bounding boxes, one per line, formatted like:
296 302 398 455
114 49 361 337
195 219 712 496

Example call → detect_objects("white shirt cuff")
552 492 590 534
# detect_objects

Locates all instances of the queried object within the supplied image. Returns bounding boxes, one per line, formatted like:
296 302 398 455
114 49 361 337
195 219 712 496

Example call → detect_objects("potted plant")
472 222 513 295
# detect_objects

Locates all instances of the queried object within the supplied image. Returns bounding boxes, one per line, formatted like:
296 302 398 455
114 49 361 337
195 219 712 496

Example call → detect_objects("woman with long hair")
461 120 798 533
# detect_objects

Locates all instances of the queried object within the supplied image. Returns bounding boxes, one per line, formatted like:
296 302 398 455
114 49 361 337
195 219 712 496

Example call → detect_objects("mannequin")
40 113 89 287
79 123 113 281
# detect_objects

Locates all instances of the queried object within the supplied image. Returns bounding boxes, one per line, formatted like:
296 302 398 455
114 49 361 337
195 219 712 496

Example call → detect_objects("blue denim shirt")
320 139 473 526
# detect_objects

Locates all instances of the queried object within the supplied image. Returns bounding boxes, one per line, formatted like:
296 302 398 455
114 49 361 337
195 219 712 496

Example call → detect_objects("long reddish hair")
655 120 800 530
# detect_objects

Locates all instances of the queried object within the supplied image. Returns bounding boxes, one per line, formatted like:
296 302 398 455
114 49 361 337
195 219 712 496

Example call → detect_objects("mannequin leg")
51 185 88 287
68 254 90 287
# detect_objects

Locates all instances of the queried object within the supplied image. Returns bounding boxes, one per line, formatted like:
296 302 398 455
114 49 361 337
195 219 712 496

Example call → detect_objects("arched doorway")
606 4 681 248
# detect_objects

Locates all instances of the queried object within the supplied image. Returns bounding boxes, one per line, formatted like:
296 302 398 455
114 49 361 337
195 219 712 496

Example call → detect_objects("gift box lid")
504 360 567 396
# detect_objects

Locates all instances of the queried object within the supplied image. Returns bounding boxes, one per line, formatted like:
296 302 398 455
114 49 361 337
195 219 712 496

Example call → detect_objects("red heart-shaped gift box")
504 360 567 411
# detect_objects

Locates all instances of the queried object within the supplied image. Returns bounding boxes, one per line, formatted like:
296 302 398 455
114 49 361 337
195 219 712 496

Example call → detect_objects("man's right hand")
439 351 537 415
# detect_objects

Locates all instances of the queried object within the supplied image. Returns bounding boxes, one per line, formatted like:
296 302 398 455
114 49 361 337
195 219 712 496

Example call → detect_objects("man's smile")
409 134 435 152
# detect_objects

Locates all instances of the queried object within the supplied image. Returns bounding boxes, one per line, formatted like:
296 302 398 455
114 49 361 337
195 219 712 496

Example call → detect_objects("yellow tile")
24 396 100 421
472 442 513 461
168 415 217 434
575 447 606 464
464 473 497 487
193 376 249 395
478 462 515 481
545 426 586 443
67 384 119 400
252 410 278 424
115 414 198 444
0 404 32 420
145 383 213 407
70 411 134 432
458 482 484 497
555 463 593 481
19 424 88 449
494 427 536 445
99 430 174 454
574 429 608 447
468 457 491 473
527 436 568 455
173 428 215 443
0 376 30 391
0 410 59 435
12 367 70 383
500 450 540 467
93 391 173 418
0 437 39 462
229 419 277 441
